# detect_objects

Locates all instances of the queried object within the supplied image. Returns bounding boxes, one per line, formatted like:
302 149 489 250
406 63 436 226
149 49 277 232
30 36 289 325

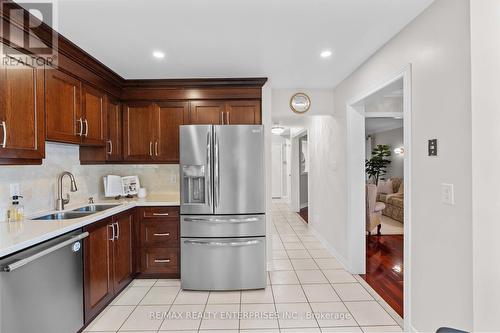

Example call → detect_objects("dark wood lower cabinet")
138 206 180 278
82 206 180 326
112 210 134 291
83 218 114 324
83 209 135 324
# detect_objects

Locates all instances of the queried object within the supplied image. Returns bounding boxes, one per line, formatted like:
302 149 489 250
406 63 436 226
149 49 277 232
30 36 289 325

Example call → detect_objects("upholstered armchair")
366 184 385 235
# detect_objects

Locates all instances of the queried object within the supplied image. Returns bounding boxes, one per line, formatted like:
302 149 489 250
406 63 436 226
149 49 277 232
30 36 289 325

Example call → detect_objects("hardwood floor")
360 235 403 317
299 206 308 223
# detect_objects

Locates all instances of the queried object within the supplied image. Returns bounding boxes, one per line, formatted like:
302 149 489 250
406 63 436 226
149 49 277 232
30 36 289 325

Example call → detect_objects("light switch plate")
441 183 454 205
428 139 438 156
9 183 20 197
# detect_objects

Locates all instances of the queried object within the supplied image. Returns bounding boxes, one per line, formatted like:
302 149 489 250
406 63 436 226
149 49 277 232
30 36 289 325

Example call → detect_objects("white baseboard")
299 203 308 209
308 225 350 270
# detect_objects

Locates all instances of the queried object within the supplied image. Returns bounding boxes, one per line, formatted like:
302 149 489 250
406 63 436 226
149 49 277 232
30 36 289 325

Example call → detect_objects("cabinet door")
106 99 122 161
112 211 134 292
123 103 154 161
0 57 45 161
82 84 106 146
189 100 224 125
45 69 82 144
83 218 114 324
154 101 188 162
225 100 261 124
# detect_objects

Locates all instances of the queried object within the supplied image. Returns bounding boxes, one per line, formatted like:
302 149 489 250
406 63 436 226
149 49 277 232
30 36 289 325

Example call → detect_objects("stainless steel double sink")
32 204 120 221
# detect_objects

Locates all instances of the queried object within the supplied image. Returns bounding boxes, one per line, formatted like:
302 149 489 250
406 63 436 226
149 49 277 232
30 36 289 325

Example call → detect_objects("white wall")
372 127 404 178
262 83 274 266
0 143 179 220
470 0 500 330
365 96 403 113
329 0 472 331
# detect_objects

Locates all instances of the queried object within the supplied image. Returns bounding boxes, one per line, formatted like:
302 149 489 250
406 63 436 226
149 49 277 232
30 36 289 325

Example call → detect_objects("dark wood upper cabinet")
0 56 45 164
106 98 123 161
112 210 134 291
81 84 106 146
154 101 188 162
45 69 82 144
189 100 224 125
123 103 155 161
188 100 261 126
225 100 261 125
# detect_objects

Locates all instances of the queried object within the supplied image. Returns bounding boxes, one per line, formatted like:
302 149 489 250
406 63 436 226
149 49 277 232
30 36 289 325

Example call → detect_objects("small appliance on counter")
103 175 140 198
180 125 266 291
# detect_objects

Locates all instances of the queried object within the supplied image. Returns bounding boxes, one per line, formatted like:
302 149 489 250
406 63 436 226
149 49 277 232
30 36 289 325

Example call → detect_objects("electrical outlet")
441 183 454 205
9 183 20 197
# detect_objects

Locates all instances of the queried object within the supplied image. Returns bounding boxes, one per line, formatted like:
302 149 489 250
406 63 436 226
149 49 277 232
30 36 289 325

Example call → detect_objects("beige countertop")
0 193 180 258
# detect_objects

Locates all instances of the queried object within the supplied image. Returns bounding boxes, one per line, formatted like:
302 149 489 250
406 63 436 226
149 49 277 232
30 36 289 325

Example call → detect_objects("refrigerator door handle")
183 239 262 247
214 131 220 209
206 131 212 208
184 217 260 223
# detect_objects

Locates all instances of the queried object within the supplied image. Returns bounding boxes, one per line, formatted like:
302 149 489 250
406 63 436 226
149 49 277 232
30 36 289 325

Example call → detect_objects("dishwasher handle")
2 232 89 272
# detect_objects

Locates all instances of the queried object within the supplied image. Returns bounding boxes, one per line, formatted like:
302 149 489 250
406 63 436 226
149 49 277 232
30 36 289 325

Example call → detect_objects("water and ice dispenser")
182 165 206 204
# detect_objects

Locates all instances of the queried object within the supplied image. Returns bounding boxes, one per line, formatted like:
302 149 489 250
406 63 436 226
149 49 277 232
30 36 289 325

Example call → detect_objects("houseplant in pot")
365 144 391 184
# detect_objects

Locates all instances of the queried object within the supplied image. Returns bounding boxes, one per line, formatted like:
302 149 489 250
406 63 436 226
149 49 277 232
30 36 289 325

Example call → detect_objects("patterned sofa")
377 178 404 223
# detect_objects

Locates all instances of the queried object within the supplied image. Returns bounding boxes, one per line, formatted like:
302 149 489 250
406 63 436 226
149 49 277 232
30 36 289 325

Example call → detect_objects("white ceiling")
38 0 433 87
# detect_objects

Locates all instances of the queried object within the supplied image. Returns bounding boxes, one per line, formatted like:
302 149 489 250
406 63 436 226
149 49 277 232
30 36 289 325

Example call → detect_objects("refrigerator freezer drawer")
180 214 266 238
181 237 266 290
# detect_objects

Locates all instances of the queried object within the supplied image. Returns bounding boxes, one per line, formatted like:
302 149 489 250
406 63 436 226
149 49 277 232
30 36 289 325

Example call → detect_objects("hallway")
270 199 403 331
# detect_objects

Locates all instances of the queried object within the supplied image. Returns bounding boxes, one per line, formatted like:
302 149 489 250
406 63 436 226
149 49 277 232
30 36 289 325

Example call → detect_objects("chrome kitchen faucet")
56 171 78 211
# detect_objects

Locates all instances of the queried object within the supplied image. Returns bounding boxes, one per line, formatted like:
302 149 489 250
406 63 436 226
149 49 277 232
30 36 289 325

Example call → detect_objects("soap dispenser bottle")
15 195 24 221
7 195 24 222
7 196 19 223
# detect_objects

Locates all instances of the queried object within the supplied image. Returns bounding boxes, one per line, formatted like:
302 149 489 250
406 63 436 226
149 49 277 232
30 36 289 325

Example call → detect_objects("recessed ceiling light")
152 51 165 59
320 50 333 58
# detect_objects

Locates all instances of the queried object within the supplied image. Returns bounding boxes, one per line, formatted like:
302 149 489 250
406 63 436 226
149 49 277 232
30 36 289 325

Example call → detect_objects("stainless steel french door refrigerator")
180 125 266 290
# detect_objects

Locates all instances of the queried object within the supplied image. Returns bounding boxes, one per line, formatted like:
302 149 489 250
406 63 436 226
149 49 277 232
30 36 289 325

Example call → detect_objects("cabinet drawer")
141 221 179 246
141 207 179 219
142 248 179 274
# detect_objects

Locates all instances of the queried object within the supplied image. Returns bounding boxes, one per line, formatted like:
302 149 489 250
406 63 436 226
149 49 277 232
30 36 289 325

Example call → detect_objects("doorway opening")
346 66 411 328
298 134 309 222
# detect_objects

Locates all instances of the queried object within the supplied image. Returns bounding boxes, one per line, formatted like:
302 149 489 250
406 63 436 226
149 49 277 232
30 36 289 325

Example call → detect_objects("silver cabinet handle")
77 118 83 136
114 222 120 240
153 232 170 237
2 232 89 272
152 212 169 216
221 111 225 124
106 140 113 155
184 239 262 247
226 111 230 124
0 121 6 148
155 141 158 156
109 223 115 241
206 130 212 208
149 141 153 156
184 217 259 223
83 119 89 137
154 259 171 263
214 131 220 209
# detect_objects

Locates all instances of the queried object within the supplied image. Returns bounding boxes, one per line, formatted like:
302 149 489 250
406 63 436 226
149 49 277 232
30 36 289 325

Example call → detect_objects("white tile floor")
84 200 403 333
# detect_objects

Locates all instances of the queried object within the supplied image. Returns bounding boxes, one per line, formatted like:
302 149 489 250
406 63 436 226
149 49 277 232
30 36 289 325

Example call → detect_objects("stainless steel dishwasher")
0 230 88 333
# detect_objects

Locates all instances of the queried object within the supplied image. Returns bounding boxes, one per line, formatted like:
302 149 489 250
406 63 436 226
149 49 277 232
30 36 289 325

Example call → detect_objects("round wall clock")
290 93 311 114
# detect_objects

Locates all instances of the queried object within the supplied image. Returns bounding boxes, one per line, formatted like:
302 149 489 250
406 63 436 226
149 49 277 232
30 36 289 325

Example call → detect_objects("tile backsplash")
0 143 179 220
